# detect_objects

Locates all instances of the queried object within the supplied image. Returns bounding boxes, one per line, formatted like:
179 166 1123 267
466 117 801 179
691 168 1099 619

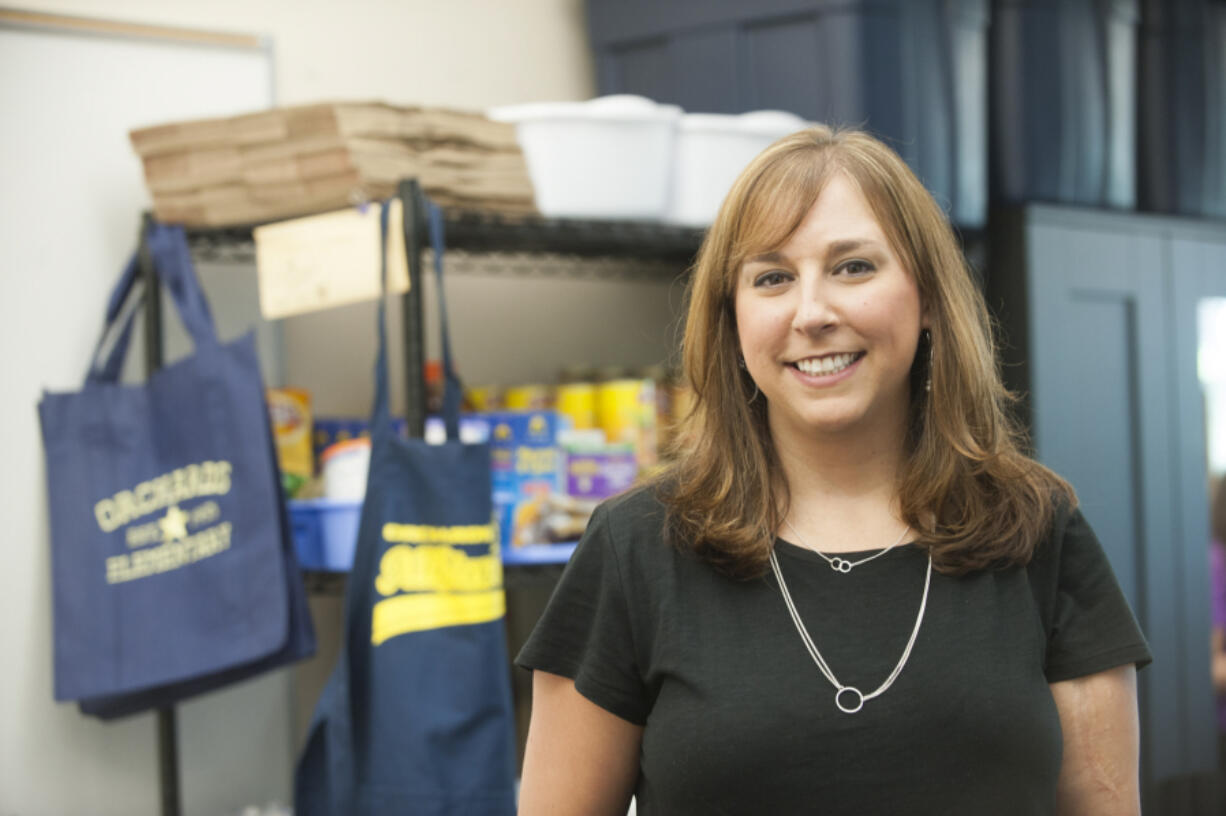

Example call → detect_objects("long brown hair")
658 125 1073 579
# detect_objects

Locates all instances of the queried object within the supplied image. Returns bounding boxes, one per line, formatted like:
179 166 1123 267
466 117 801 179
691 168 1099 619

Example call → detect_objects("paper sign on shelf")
254 197 410 319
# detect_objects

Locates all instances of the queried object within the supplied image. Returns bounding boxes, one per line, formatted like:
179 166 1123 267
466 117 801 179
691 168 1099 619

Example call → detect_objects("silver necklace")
768 547 933 714
782 518 910 573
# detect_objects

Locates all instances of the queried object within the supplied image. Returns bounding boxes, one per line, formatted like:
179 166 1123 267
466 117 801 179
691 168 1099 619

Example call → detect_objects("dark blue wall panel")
586 0 991 227
990 0 1138 208
672 27 741 114
742 16 824 118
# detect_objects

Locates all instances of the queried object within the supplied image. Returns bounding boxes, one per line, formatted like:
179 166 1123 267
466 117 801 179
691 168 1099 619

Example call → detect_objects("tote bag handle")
87 223 219 385
370 198 464 443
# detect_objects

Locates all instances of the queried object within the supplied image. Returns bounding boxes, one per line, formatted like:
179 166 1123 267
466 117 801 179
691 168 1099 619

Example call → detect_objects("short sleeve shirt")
516 487 1152 815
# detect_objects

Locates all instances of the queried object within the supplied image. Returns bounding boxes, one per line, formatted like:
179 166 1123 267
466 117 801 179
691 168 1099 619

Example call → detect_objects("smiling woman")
515 126 1151 816
734 173 925 453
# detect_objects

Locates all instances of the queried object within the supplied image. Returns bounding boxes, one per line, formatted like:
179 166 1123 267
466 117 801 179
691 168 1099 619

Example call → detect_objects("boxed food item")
486 411 574 550
563 434 637 501
267 388 313 496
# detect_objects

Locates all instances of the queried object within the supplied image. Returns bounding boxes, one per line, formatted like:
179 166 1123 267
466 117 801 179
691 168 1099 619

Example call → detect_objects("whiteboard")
0 12 287 816
0 14 277 388
0 16 274 263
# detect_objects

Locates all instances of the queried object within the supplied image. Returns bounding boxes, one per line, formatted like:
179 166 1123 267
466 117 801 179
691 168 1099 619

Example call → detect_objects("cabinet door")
1170 234 1226 773
1025 219 1180 780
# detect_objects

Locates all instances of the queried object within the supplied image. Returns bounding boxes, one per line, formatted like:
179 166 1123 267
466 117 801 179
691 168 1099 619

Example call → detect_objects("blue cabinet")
586 0 991 226
990 0 1140 209
990 205 1226 811
1138 0 1226 218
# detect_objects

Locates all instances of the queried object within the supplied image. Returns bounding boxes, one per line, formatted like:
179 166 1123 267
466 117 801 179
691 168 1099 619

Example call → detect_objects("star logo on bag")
159 504 190 542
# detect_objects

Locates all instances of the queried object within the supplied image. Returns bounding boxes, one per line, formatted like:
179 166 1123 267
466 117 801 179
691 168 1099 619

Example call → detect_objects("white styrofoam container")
489 95 681 220
667 110 810 227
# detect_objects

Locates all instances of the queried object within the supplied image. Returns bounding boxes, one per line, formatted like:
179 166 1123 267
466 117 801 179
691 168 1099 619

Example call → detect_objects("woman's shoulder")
1030 488 1092 557
579 482 698 578
1023 491 1123 604
598 481 668 520
590 483 671 546
1022 490 1079 572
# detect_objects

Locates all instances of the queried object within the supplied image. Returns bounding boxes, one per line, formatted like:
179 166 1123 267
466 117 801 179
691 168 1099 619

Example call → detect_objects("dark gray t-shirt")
516 487 1152 815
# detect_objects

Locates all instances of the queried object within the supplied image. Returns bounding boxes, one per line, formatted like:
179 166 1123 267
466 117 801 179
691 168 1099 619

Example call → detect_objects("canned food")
596 379 658 468
466 385 504 413
556 382 596 430
504 384 554 412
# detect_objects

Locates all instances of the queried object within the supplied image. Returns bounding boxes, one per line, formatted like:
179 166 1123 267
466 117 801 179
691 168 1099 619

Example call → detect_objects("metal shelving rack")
142 178 705 815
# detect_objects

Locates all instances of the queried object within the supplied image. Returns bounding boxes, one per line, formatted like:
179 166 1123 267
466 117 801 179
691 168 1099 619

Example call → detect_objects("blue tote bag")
39 223 313 708
77 402 316 720
295 201 518 815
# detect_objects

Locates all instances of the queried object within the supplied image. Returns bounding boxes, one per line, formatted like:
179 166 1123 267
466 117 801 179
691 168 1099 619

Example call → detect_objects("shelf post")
399 180 428 439
139 212 181 816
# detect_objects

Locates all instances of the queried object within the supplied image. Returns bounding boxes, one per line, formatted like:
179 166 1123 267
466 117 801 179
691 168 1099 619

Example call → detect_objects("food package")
267 388 313 496
486 411 575 549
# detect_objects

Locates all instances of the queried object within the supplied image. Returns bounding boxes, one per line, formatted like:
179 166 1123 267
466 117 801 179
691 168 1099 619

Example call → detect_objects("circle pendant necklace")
782 518 910 573
768 546 933 714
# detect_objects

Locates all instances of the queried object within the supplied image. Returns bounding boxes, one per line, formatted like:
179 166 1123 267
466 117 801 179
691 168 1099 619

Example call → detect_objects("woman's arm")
518 670 644 816
1050 664 1141 816
1212 627 1226 693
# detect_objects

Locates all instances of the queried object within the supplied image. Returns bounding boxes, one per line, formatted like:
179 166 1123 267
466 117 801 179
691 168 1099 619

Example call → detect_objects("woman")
1210 478 1226 764
516 126 1151 814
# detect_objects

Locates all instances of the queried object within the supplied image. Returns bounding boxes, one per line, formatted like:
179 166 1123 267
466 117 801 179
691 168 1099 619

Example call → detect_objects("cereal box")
486 411 572 550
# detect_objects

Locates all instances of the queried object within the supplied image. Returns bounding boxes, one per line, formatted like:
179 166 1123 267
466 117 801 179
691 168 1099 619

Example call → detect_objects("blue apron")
294 201 518 815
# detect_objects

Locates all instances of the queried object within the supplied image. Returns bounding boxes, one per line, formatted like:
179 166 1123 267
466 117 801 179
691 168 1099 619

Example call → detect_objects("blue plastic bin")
289 498 362 572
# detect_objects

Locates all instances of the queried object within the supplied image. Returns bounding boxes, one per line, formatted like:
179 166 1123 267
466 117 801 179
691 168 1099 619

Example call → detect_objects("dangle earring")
923 330 934 394
737 356 760 402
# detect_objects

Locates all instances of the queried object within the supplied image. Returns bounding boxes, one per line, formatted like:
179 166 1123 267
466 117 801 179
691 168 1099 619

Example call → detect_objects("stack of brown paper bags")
130 102 537 227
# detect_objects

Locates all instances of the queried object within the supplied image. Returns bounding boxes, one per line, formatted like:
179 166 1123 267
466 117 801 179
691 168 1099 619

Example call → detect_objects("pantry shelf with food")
184 180 705 578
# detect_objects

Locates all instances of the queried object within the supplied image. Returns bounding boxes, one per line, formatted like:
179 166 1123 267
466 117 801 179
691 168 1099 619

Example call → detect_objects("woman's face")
734 173 925 449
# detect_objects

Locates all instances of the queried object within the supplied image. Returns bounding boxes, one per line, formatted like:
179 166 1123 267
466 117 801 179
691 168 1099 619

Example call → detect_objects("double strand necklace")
768 545 933 714
782 518 910 573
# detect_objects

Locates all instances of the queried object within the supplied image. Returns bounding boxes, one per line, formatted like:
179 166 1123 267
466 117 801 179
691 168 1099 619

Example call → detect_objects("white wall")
1 3 600 814
15 0 597 110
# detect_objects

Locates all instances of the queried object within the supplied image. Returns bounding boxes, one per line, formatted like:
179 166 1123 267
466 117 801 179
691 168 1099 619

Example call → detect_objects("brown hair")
658 125 1074 579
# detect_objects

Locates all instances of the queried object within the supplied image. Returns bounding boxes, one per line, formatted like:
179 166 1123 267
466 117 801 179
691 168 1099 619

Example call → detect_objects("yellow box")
267 388 313 482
